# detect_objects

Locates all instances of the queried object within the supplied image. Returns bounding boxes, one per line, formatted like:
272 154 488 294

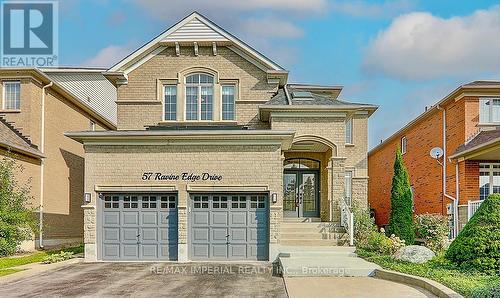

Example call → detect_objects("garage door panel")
122 244 139 258
104 212 120 225
160 227 178 243
211 244 228 258
122 212 139 225
230 244 247 259
192 244 209 258
141 212 158 225
101 193 178 261
189 194 268 261
230 228 247 242
211 227 228 242
141 228 158 241
103 244 120 259
211 212 228 225
141 244 158 258
193 212 209 225
103 228 120 242
230 211 247 225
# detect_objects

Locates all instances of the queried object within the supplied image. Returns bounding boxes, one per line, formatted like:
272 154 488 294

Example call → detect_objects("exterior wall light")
84 192 92 204
271 193 278 203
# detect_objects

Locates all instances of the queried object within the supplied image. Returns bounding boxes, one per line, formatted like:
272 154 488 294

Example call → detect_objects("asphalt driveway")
0 262 287 298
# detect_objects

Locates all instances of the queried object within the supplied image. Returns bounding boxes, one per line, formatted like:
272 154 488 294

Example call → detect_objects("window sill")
477 122 500 127
0 109 21 113
345 143 355 147
158 120 238 124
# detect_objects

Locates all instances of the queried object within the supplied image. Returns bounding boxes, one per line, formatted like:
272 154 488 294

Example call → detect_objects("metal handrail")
340 197 354 246
467 199 483 221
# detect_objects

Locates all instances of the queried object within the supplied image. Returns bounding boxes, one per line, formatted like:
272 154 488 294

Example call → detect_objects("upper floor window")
164 85 177 120
222 85 235 120
345 118 353 144
185 73 213 121
401 136 407 154
3 81 20 110
479 98 500 123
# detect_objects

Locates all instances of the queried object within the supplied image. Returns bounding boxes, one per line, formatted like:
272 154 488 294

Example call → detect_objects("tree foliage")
387 149 415 244
0 158 37 256
446 194 500 273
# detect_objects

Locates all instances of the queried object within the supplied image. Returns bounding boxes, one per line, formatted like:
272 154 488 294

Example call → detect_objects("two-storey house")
67 12 377 262
0 67 116 249
369 82 500 236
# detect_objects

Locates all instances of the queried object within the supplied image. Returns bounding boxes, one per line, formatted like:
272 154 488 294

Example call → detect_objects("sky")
56 0 500 149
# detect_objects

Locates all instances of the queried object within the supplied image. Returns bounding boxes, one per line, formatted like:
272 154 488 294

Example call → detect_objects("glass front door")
283 171 319 217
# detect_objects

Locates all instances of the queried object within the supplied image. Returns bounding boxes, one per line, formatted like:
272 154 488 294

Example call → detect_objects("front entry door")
283 171 319 217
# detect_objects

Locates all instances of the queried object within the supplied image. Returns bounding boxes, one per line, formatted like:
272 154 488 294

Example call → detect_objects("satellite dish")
430 147 444 159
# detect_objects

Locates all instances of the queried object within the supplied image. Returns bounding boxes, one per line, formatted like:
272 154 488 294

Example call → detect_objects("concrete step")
278 256 381 277
280 239 348 246
278 246 357 258
280 226 346 233
280 232 348 240
283 217 321 222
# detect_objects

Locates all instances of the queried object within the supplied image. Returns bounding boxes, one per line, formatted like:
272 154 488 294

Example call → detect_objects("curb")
374 269 463 298
0 257 83 283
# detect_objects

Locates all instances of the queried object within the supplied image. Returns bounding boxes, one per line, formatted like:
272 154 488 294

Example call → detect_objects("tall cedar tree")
387 149 415 244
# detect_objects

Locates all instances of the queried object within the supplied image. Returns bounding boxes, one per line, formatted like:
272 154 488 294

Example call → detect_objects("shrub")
0 158 37 256
387 149 415 244
445 194 500 273
42 251 74 264
362 228 404 255
415 213 449 252
353 204 377 247
470 283 500 298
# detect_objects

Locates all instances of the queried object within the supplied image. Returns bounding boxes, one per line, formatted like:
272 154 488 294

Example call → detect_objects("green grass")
357 249 499 297
0 244 84 271
0 269 23 277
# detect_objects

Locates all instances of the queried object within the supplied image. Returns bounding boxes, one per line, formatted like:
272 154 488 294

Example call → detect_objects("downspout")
436 105 458 237
283 84 292 105
39 81 53 249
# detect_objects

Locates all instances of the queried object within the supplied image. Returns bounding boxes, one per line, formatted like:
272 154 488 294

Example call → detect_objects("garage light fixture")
271 193 277 204
84 192 91 204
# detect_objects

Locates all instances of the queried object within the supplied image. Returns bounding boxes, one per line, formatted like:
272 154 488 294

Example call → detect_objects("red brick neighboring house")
368 81 500 235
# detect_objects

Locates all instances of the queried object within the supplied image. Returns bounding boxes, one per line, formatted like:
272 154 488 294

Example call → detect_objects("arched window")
284 158 320 170
185 73 214 120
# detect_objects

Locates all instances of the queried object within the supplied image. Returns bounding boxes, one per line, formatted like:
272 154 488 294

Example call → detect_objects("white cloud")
83 44 136 68
331 0 415 18
363 6 500 80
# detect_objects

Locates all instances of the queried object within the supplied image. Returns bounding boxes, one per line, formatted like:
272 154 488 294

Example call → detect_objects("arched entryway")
283 136 337 220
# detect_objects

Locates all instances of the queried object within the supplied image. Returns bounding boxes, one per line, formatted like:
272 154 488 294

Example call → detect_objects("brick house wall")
368 93 486 227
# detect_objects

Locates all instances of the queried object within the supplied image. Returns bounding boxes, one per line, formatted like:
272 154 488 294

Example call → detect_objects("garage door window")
104 195 119 209
161 195 176 209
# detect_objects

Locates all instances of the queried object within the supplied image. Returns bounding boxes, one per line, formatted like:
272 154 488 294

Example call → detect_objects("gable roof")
369 81 500 155
108 12 286 74
0 117 44 158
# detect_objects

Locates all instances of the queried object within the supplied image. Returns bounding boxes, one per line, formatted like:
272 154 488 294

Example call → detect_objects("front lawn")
0 244 83 276
357 249 499 297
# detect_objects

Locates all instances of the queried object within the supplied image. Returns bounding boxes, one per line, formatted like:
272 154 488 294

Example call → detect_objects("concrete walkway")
284 277 437 298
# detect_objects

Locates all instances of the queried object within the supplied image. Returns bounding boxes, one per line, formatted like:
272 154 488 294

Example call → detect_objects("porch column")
330 157 346 223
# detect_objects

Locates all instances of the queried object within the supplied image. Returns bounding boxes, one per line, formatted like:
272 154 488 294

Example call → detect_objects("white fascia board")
109 12 284 73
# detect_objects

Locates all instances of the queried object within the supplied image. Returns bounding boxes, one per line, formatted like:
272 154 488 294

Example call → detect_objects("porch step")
278 246 357 258
280 239 349 246
280 232 347 240
283 217 321 223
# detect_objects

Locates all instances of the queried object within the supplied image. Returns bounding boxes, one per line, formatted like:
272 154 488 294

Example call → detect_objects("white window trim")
184 74 214 121
479 163 500 200
220 84 236 121
401 136 407 154
345 170 353 206
2 81 21 111
345 117 353 145
479 97 500 124
162 84 177 121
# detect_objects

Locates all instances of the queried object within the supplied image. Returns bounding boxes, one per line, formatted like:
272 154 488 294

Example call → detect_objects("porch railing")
340 197 354 246
467 199 483 221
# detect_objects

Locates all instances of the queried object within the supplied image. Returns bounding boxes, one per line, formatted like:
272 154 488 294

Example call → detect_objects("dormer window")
185 73 214 120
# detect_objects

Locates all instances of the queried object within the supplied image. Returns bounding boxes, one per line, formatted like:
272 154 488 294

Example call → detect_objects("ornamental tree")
387 149 415 244
446 194 500 273
0 157 37 256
